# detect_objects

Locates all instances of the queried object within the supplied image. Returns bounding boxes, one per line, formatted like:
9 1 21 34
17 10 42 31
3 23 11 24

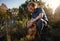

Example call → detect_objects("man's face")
28 5 35 12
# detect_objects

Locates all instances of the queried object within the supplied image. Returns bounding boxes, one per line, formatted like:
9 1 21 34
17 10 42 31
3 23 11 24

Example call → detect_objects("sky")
0 0 25 8
0 0 60 10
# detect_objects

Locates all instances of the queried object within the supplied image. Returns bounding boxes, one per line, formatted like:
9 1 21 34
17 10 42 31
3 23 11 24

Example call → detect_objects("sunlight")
45 0 60 14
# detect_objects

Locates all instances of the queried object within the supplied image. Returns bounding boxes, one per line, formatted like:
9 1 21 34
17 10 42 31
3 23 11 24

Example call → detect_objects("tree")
54 5 60 22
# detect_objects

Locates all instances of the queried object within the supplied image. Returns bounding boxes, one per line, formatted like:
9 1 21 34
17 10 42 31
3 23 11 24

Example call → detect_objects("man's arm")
27 13 43 28
30 13 43 23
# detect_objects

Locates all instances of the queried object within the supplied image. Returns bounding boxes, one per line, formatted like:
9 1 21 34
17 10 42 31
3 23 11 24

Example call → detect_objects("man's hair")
27 2 37 8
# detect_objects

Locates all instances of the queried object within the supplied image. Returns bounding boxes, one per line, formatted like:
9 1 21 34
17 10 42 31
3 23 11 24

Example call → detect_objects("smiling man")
27 2 48 40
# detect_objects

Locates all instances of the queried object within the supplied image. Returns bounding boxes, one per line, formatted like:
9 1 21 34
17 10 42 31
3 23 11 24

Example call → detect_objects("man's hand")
30 18 36 23
27 18 36 28
27 21 33 28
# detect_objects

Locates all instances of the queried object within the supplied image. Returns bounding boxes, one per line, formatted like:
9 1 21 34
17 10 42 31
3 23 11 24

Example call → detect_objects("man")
27 2 48 38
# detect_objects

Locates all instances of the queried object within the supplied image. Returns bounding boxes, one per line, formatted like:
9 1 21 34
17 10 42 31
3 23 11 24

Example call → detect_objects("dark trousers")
36 20 47 41
37 20 44 34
